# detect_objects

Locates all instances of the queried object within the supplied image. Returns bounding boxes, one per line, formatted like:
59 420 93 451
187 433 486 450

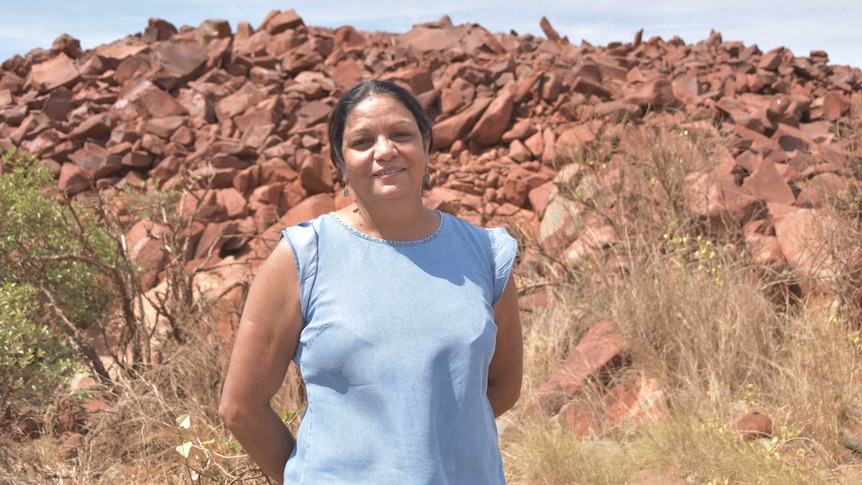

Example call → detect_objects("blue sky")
3 1 861 69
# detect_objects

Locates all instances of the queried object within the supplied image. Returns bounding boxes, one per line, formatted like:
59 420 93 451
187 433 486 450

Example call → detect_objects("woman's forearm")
487 380 521 418
221 403 295 483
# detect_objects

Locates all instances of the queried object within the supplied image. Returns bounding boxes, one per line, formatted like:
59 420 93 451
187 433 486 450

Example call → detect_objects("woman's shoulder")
441 212 514 243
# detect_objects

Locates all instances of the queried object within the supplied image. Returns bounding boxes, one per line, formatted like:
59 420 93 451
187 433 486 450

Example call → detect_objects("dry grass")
0 305 306 484
504 243 862 483
501 121 862 484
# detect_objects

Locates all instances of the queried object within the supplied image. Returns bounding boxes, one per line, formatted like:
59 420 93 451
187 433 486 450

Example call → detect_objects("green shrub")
0 149 114 406
0 282 74 404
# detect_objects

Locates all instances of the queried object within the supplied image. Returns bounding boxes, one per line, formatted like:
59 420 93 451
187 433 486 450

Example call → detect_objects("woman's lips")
373 168 405 178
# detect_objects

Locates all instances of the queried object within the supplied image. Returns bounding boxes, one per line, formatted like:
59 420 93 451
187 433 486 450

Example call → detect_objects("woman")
219 80 523 484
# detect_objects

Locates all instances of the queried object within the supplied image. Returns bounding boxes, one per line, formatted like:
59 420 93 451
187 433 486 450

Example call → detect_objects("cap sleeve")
280 221 319 322
488 227 517 304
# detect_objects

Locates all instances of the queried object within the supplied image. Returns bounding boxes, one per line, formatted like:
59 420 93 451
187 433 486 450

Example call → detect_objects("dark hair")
328 80 433 178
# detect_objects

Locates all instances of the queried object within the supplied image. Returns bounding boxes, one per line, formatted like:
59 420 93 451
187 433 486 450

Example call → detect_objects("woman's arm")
219 239 304 484
487 276 523 417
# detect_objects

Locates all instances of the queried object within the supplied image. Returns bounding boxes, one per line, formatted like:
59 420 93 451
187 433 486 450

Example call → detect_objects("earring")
343 187 349 197
424 172 430 183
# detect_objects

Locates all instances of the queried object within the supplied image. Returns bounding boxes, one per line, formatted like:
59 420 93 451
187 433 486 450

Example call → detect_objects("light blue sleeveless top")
280 211 517 484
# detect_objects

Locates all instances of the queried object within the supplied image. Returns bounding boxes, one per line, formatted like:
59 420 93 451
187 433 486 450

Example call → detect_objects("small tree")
0 149 114 408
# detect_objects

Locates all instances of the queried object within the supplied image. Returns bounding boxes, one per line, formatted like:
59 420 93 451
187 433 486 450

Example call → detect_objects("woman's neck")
339 198 439 241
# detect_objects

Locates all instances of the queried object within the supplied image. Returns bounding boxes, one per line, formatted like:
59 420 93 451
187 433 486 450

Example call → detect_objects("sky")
2 1 861 70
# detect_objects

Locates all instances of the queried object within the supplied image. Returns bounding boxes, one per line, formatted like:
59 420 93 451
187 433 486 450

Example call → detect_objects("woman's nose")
373 136 396 161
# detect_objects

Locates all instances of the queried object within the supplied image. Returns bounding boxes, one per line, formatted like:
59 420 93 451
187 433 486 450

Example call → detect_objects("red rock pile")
2 10 862 440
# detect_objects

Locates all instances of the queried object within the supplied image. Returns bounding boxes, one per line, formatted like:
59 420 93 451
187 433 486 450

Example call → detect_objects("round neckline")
326 210 445 246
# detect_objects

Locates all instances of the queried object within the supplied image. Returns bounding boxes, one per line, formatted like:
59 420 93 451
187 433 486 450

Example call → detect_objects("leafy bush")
0 149 114 406
0 283 74 405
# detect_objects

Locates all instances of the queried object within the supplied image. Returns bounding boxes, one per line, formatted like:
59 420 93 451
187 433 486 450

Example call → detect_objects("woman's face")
341 94 430 203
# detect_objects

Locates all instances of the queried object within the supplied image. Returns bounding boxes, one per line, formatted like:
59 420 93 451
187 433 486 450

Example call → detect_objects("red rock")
508 139 532 163
195 220 239 259
121 77 188 119
556 121 601 148
0 105 27 127
51 34 84 59
397 25 471 54
119 149 151 169
771 123 811 153
594 100 642 120
672 74 702 102
295 100 332 128
249 184 286 213
67 142 124 179
0 71 26 94
513 72 542 103
260 9 305 35
266 29 304 57
468 90 514 147
802 172 852 205
527 181 555 217
67 113 112 141
603 378 667 430
540 128 558 166
144 116 186 139
299 154 334 195
125 220 168 289
501 118 537 143
41 87 74 121
773 208 840 296
557 401 601 436
541 72 563 103
758 48 784 71
215 81 262 122
326 58 365 89
518 289 550 313
562 223 620 268
440 78 475 115
151 40 209 90
93 39 150 70
333 26 367 50
215 187 248 219
683 171 761 227
197 19 232 47
538 193 584 255
249 192 335 253
741 159 796 205
539 16 561 42
57 433 84 460
745 232 787 267
623 77 680 110
57 162 91 196
735 411 773 440
424 187 468 215
28 54 80 92
432 97 492 150
571 77 612 100
142 18 178 43
381 67 434 95
534 321 628 415
821 91 851 122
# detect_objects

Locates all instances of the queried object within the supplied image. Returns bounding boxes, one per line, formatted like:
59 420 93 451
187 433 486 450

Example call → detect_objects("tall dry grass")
503 120 862 484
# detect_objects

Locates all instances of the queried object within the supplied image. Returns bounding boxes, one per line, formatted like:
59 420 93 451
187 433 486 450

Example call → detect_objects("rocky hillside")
2 8 862 447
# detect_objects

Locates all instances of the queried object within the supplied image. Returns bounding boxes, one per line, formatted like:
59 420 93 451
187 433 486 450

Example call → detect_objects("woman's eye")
349 139 371 149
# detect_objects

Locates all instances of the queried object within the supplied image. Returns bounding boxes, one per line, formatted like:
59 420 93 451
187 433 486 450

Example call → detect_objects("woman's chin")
369 184 420 201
